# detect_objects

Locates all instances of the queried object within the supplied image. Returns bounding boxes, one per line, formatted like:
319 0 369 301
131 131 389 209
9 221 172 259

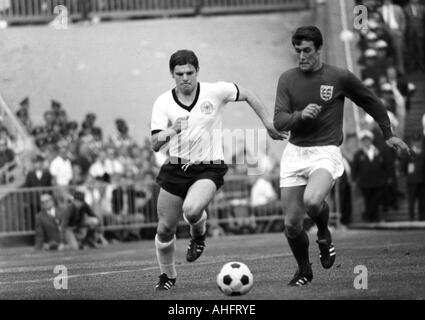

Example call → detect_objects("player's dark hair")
169 50 199 72
292 26 323 50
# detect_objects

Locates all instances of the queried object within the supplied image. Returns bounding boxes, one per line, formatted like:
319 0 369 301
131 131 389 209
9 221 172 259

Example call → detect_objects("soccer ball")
217 262 254 296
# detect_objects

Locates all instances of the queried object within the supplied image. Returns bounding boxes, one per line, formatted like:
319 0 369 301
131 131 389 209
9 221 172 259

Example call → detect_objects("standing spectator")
404 0 425 72
34 193 65 251
422 114 425 151
401 134 425 220
352 130 388 222
23 155 53 224
379 0 407 75
49 143 73 186
16 97 33 133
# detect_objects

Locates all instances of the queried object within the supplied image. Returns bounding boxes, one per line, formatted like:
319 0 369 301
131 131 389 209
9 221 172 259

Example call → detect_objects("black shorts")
156 159 228 199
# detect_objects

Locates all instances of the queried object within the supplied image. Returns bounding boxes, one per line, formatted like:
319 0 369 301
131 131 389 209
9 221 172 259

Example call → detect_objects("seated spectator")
49 142 73 186
250 175 278 208
105 146 124 177
62 191 101 249
89 149 110 183
109 118 135 150
24 154 53 188
43 110 56 133
65 121 79 144
69 141 91 177
34 193 65 251
70 163 86 186
250 174 281 233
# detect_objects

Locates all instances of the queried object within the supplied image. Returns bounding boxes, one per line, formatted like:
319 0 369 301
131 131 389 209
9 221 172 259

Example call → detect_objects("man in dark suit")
404 0 425 72
23 155 53 228
352 130 389 222
34 193 65 250
24 155 53 188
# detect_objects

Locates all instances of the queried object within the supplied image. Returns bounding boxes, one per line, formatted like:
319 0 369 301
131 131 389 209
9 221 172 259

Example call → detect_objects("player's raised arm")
237 85 288 141
343 70 410 156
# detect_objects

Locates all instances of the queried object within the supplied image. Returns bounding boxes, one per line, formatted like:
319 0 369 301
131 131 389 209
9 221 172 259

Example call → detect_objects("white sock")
184 211 207 238
155 234 177 279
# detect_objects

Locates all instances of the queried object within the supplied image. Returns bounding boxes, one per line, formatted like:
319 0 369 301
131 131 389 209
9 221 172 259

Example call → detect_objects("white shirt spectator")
104 158 124 176
250 177 278 207
49 156 73 186
89 160 108 179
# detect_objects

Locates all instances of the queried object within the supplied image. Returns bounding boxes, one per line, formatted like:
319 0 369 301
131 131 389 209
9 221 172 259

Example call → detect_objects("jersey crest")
200 101 214 115
320 85 334 101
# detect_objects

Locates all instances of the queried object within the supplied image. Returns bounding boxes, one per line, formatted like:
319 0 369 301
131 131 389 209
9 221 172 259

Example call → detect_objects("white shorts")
280 143 345 188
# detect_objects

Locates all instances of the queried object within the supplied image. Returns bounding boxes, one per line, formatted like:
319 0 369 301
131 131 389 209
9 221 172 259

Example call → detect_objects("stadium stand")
0 0 311 25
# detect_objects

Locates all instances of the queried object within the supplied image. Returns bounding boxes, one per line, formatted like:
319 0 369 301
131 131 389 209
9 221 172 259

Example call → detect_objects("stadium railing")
0 0 311 24
0 174 343 238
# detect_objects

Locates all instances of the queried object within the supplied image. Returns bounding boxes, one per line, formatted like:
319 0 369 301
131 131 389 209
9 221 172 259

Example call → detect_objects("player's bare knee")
182 203 202 223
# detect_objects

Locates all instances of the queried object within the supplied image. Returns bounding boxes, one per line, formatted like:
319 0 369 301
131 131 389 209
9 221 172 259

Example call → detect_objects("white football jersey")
151 81 239 162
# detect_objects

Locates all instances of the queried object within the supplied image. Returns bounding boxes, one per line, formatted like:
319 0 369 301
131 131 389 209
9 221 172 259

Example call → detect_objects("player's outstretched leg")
285 227 313 287
314 201 336 269
185 210 207 263
155 234 177 291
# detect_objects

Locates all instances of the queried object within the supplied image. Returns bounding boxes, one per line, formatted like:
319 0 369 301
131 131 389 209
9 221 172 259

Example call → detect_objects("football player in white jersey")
150 49 288 291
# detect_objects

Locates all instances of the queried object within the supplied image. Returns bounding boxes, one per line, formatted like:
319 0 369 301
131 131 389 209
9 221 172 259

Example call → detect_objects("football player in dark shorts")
150 49 288 290
273 26 410 286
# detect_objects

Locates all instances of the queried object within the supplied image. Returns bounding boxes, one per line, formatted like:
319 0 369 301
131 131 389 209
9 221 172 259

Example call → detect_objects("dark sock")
285 229 310 273
311 201 330 238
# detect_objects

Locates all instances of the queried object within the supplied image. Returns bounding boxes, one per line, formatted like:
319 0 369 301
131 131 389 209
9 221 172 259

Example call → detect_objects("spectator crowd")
347 0 425 223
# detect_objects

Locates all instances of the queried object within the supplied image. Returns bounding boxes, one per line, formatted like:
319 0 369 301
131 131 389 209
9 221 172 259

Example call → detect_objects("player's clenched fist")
301 104 322 120
171 116 189 134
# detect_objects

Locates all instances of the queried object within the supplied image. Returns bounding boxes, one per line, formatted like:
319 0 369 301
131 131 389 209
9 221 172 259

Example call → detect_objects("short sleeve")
150 98 169 134
216 81 239 103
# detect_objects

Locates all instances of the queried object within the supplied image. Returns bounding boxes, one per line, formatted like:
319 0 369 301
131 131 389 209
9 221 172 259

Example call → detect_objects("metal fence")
0 175 285 237
0 174 342 239
0 0 311 24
